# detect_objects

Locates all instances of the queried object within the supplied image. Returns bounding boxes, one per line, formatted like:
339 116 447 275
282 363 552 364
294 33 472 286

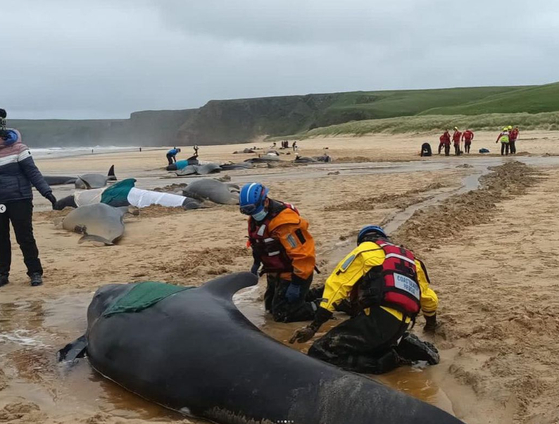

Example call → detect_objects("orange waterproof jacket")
248 201 316 280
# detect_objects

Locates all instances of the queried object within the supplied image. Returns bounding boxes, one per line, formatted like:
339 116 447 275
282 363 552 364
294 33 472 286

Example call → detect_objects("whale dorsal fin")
200 272 258 301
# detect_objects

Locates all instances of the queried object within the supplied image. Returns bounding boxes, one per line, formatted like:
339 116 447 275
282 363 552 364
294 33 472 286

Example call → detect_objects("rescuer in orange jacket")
290 225 440 374
240 182 317 323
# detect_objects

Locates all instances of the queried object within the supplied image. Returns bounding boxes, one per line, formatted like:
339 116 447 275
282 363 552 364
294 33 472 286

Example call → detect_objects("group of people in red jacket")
438 126 519 156
438 127 475 156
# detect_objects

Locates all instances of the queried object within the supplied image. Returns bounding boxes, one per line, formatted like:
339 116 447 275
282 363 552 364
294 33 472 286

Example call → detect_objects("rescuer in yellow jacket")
290 225 440 374
240 182 317 323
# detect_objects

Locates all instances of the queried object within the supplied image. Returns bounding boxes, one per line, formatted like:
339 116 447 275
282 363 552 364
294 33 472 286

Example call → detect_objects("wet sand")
2 131 559 423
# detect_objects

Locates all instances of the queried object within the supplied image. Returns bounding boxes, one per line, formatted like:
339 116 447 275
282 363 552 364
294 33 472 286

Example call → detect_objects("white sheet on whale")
75 187 186 208
127 188 185 208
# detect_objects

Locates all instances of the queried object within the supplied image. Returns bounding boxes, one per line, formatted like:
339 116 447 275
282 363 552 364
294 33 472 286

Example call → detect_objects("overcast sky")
2 0 559 119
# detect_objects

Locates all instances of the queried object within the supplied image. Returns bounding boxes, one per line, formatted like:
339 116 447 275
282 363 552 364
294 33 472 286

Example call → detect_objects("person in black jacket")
0 108 56 288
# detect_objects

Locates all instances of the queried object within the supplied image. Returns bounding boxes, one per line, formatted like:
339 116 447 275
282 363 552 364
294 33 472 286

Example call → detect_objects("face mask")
251 209 268 222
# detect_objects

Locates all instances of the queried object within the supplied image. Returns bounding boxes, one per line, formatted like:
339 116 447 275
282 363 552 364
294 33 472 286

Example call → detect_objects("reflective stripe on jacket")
248 201 316 279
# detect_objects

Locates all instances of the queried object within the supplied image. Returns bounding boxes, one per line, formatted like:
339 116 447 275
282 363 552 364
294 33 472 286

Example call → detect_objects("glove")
424 314 438 334
250 261 261 276
289 326 316 344
45 193 57 209
285 283 301 304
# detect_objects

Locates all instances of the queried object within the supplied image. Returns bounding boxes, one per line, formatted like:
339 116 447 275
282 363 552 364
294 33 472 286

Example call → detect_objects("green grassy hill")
420 82 559 116
176 86 529 144
283 111 559 139
319 86 527 122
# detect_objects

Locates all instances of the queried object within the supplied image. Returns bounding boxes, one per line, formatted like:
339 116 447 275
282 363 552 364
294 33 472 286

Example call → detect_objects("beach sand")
2 131 559 423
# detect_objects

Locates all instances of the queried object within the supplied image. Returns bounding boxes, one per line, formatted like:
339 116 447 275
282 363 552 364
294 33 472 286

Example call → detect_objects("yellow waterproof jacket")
320 241 438 321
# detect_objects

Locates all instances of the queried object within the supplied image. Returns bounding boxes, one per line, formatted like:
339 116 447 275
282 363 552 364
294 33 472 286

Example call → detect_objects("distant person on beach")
420 142 432 157
439 130 451 156
292 141 298 152
509 126 519 154
240 182 318 323
462 129 474 154
290 225 440 374
193 145 199 157
496 127 510 156
0 108 57 288
166 147 181 165
452 127 462 156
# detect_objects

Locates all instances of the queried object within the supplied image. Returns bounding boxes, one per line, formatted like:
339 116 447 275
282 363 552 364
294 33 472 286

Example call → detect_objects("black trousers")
501 143 509 155
464 142 471 153
264 273 316 322
444 144 450 156
0 199 43 277
454 144 461 156
509 140 516 154
309 308 408 374
166 153 175 165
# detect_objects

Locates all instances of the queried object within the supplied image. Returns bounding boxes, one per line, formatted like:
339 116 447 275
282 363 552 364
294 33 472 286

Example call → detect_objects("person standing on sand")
452 127 462 156
462 129 474 153
496 127 510 156
0 108 57 288
166 147 181 165
509 126 519 154
193 145 199 157
290 225 440 374
240 182 318 323
439 130 451 156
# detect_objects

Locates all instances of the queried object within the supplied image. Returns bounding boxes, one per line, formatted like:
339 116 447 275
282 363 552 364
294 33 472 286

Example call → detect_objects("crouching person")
290 225 440 374
240 182 317 323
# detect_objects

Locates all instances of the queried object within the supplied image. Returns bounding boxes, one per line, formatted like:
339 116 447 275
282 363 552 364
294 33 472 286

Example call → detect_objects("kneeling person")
240 183 317 323
290 225 439 374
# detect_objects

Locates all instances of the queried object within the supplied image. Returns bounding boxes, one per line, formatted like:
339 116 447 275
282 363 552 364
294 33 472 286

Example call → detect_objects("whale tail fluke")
200 272 258 301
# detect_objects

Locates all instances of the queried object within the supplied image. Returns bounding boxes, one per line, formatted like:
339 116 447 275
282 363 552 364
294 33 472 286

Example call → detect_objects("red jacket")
440 132 451 145
462 130 474 142
510 129 519 141
452 131 462 144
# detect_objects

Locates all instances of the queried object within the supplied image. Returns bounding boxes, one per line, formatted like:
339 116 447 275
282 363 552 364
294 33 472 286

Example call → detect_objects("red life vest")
248 202 298 273
359 240 421 316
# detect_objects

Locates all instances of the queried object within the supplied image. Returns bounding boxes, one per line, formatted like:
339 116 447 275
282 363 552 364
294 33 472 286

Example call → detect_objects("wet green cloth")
101 178 136 206
103 281 192 317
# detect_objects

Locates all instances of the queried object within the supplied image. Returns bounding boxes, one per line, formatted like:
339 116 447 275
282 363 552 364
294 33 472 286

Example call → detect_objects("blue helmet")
357 225 387 245
240 183 269 215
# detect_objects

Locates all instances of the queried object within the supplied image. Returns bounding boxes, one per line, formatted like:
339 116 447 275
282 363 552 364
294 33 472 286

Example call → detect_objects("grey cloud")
2 0 559 119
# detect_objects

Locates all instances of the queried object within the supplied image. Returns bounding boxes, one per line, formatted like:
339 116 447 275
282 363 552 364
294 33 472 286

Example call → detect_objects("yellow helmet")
454 127 458 130
503 127 508 131
508 125 513 130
